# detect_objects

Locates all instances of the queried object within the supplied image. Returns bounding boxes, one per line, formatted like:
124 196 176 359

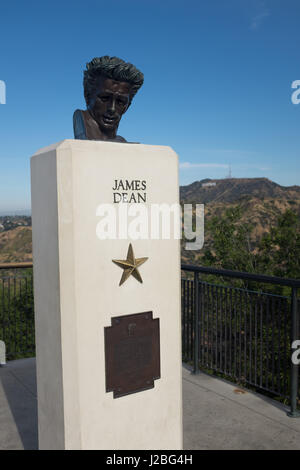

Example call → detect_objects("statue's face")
89 76 131 136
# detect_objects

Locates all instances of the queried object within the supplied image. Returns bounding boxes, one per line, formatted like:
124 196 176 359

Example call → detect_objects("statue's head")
83 56 144 138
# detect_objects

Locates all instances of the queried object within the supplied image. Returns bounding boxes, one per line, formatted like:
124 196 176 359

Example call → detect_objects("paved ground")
0 358 37 450
1 358 300 450
183 367 300 450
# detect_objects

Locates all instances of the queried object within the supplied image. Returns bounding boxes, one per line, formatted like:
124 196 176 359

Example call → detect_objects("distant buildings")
0 216 31 231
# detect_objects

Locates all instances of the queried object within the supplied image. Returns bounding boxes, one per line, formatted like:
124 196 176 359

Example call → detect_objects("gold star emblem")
112 243 148 286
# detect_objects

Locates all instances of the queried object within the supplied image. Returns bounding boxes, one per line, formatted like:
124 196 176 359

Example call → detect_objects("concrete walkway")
0 358 37 450
1 358 300 450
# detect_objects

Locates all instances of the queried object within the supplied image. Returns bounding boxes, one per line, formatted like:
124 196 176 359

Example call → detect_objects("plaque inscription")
104 312 160 398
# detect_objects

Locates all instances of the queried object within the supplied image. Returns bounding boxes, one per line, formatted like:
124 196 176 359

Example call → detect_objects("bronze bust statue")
73 56 144 142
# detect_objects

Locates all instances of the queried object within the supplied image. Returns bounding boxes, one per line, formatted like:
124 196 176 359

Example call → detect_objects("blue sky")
0 0 299 211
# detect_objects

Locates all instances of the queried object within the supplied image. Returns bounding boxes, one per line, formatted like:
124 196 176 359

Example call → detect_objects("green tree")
202 205 257 274
201 207 300 291
257 210 300 294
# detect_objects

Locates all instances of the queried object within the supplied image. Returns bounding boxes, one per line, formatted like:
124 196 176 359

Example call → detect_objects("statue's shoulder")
113 135 127 143
73 109 87 140
73 109 104 140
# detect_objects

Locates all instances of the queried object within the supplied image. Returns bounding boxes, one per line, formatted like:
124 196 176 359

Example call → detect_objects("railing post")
288 286 300 417
193 271 200 374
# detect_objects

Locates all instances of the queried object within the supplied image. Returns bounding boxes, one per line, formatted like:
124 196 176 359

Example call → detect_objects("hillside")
0 178 299 264
0 226 32 263
181 178 300 265
180 177 300 204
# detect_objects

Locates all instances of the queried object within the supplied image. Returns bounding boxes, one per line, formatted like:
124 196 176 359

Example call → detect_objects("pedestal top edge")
31 139 176 158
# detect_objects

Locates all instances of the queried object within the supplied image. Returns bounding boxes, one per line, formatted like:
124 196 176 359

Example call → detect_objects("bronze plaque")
104 311 160 398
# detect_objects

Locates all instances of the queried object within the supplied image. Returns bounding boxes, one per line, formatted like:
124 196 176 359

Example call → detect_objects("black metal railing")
0 263 34 360
0 262 299 417
181 264 300 417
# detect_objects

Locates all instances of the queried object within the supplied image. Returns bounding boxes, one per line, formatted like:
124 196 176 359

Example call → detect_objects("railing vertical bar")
249 292 253 385
191 280 194 362
239 290 242 380
185 279 189 361
181 280 184 360
199 278 203 366
25 276 29 355
208 286 213 369
181 280 185 361
187 280 190 362
229 287 232 377
182 280 185 360
13 275 17 357
192 279 195 362
200 280 204 367
4 278 7 354
271 296 275 392
211 284 214 370
19 277 23 355
187 280 190 361
224 286 228 375
277 297 282 396
185 280 188 361
31 272 35 355
185 279 189 362
234 288 237 379
215 285 218 370
1 278 4 344
192 272 200 374
265 296 270 390
244 289 247 382
288 287 300 417
216 284 218 370
260 295 263 388
7 277 11 359
284 297 288 397
208 282 210 366
220 286 223 373
206 283 209 367
254 293 258 387
209 283 212 368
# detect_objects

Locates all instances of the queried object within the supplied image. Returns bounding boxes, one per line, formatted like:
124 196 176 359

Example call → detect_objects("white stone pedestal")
31 140 182 450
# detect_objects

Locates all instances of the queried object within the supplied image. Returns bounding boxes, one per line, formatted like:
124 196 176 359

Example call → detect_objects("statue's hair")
83 56 144 107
